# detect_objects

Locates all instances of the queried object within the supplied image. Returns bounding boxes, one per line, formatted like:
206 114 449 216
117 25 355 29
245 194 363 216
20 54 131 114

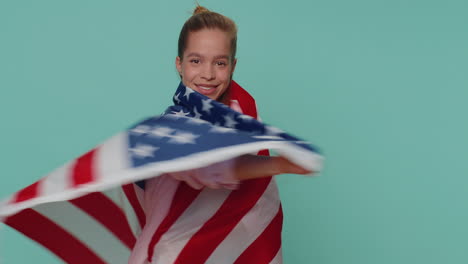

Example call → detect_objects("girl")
129 6 312 264
0 5 321 264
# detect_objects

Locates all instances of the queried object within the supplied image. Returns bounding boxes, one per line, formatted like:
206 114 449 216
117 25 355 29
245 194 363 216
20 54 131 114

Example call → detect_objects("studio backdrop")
1 0 467 263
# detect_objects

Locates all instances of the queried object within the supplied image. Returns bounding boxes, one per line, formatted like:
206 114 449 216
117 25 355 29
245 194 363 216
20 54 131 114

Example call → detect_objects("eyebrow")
214 55 230 60
186 52 202 58
186 53 230 60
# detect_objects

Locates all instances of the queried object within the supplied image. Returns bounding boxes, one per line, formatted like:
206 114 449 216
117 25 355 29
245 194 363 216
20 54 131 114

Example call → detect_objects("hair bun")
193 5 210 15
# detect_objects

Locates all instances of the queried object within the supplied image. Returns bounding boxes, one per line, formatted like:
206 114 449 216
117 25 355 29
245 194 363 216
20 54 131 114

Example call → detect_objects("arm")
167 154 312 190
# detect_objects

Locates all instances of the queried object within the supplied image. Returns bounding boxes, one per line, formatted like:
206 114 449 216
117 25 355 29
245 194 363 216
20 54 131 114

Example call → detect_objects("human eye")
190 59 201 64
215 61 227 67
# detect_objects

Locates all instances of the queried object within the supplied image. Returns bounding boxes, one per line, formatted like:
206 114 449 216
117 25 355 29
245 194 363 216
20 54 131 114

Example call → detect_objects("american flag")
0 81 323 263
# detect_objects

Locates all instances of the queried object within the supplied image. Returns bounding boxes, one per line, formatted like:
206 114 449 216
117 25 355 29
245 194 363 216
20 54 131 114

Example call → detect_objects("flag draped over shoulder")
0 81 323 264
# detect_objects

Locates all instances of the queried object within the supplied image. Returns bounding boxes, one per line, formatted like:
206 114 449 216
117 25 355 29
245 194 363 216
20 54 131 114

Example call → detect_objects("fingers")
274 156 312 175
167 171 205 190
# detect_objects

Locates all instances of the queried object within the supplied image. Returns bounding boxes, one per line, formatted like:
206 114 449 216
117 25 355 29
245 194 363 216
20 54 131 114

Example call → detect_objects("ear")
175 56 182 75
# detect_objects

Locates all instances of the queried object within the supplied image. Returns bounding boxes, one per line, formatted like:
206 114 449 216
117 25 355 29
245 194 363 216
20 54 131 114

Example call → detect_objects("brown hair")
178 5 238 63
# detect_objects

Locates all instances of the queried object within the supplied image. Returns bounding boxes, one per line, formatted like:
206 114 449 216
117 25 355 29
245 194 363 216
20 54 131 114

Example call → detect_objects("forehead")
185 29 231 57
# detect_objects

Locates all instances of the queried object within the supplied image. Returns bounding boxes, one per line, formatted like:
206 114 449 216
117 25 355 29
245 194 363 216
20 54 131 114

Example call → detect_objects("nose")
201 63 215 80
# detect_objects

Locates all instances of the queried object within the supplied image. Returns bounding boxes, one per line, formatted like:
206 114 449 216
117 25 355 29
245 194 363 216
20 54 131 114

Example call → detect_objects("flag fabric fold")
0 81 323 264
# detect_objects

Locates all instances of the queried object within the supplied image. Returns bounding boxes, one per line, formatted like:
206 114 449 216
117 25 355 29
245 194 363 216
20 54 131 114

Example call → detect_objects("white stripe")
269 247 283 264
39 161 74 196
205 180 281 264
128 176 180 264
151 188 232 263
132 183 146 215
34 201 130 264
95 132 130 180
95 134 142 236
0 199 11 222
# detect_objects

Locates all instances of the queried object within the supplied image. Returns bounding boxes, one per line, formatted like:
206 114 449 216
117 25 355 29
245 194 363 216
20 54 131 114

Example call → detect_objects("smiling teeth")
200 86 213 90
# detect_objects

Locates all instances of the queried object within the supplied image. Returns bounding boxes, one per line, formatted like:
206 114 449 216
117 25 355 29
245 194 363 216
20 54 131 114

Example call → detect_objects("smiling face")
176 28 237 101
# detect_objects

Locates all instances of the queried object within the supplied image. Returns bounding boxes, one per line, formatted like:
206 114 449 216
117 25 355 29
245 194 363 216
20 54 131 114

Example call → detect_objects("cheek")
182 65 197 81
218 68 232 82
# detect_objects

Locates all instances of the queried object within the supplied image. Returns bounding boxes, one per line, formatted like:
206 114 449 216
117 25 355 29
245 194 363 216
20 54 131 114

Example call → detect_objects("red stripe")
234 206 283 264
69 192 136 249
122 184 146 228
5 209 106 264
147 183 201 262
231 82 283 263
174 177 272 264
230 80 258 119
71 149 97 186
12 180 42 203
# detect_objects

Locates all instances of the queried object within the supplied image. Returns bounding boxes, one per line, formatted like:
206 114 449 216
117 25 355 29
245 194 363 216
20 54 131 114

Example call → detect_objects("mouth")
195 84 219 96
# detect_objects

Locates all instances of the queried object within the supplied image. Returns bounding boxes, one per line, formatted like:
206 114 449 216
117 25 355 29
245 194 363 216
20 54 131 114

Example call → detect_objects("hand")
234 154 313 181
271 156 312 175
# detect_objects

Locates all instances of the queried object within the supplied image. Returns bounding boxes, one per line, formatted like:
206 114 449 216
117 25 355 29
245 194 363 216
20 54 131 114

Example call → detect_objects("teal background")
1 0 467 263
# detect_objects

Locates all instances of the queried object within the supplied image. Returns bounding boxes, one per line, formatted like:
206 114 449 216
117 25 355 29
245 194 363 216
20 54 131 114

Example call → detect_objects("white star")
129 144 159 158
184 88 195 100
209 126 236 133
174 92 181 104
150 126 175 138
265 126 285 135
168 131 199 144
193 107 203 119
223 114 238 128
171 109 189 117
130 125 151 135
201 99 213 114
